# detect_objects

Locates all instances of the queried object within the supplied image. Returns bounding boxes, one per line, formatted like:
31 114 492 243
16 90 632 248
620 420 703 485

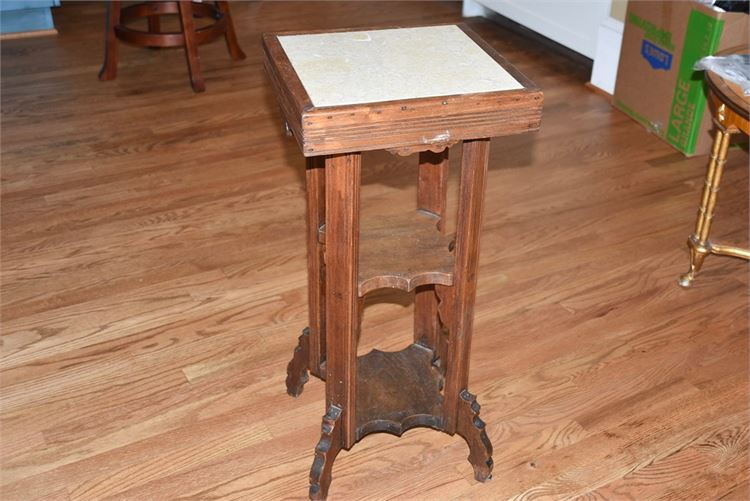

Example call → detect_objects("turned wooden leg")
457 390 493 482
216 1 247 60
309 405 343 500
443 139 491 433
146 12 161 51
147 14 161 34
679 125 732 287
414 149 450 368
177 1 206 92
98 0 121 81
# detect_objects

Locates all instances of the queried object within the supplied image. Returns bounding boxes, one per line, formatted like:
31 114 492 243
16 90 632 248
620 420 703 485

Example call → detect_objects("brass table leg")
679 123 732 287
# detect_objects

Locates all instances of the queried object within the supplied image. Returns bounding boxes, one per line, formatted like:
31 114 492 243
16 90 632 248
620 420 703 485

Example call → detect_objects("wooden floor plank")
1 2 747 500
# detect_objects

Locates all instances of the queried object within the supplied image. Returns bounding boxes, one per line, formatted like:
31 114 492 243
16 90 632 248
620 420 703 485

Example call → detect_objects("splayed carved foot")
309 405 343 500
286 328 310 397
457 389 493 482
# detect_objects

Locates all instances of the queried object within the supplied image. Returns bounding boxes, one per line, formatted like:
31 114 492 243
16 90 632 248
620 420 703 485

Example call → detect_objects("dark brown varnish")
2 3 747 501
267 24 541 500
99 1 246 92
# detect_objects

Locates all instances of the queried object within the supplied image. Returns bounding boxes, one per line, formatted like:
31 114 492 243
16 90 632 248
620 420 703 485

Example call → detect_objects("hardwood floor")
1 2 748 500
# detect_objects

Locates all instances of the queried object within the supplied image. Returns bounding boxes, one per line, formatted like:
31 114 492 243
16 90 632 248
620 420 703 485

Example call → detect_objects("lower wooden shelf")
319 210 455 297
355 343 444 441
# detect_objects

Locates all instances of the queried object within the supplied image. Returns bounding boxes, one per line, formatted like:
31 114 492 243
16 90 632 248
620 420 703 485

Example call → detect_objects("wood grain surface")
323 151 361 449
355 344 443 440
319 210 455 296
1 2 748 501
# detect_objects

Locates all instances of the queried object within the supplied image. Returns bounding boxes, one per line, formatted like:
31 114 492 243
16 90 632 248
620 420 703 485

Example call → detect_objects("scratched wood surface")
1 2 748 501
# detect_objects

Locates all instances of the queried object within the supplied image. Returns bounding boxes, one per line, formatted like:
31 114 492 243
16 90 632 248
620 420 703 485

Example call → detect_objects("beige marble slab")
278 25 523 107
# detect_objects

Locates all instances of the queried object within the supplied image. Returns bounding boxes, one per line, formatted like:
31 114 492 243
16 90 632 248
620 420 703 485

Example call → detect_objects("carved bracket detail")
457 389 494 482
387 140 459 157
309 405 343 500
435 284 452 331
286 328 311 397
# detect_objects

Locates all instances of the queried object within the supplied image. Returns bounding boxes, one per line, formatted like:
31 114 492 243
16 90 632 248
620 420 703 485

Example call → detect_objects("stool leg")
414 149 449 367
306 157 327 379
679 124 732 287
216 1 247 60
177 1 206 93
442 140 493 484
443 139 490 432
98 0 120 81
286 157 327 396
308 152 362 500
146 11 161 51
147 13 161 34
324 152 360 449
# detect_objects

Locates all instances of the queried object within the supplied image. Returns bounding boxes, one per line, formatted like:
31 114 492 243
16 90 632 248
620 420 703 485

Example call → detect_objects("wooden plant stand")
99 1 245 92
263 24 543 500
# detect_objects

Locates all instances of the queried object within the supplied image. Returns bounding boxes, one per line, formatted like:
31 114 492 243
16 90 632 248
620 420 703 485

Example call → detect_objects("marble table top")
277 25 523 107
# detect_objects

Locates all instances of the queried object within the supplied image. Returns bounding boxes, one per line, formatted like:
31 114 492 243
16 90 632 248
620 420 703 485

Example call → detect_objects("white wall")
462 0 612 59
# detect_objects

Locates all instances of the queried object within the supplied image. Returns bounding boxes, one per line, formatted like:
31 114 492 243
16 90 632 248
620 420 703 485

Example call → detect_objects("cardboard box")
614 1 748 156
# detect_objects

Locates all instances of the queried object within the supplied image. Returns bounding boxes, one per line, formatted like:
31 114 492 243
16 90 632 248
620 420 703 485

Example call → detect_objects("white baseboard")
590 17 624 95
462 0 491 17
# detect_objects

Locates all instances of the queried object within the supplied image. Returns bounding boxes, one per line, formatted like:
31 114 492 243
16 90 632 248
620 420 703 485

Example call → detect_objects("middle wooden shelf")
319 210 455 297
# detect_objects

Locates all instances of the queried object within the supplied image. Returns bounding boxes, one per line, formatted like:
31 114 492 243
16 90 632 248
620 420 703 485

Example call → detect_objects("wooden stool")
679 45 749 287
263 25 543 500
99 1 245 92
